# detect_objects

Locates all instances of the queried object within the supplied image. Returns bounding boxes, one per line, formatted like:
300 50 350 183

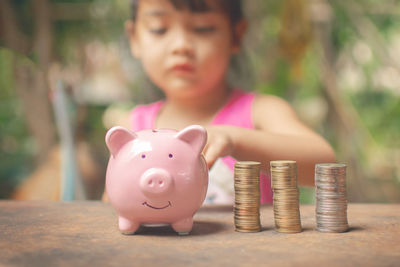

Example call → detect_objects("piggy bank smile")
142 201 172 210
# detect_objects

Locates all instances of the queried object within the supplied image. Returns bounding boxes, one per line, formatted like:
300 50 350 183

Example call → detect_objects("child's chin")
163 82 200 95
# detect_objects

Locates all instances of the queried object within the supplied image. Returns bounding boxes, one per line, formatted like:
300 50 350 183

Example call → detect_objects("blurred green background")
0 0 399 202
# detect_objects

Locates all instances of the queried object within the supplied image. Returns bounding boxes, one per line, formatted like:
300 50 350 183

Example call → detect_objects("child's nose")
170 29 194 57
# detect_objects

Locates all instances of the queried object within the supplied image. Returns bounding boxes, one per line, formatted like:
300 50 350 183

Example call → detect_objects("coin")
315 163 348 233
233 161 261 233
270 160 302 233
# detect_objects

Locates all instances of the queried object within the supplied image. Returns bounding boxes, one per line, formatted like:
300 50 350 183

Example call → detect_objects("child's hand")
203 126 235 168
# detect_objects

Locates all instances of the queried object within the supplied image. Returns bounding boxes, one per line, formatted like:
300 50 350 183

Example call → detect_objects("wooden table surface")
1 201 399 267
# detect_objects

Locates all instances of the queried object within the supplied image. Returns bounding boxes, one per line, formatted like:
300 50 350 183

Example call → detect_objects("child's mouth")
171 64 195 73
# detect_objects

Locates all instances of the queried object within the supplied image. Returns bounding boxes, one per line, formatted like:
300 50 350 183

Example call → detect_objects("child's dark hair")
130 0 243 25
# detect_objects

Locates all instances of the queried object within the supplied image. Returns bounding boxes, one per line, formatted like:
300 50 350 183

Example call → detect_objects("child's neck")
157 87 233 129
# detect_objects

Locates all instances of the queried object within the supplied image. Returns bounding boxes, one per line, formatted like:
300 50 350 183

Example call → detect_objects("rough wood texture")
0 201 399 266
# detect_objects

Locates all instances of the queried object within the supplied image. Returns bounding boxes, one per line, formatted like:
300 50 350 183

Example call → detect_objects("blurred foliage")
0 0 399 201
0 49 35 197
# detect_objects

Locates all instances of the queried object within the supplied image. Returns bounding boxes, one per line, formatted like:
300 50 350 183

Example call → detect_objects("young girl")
119 0 336 204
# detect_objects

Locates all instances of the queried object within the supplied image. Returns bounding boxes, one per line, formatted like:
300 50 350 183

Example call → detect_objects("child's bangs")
170 0 230 15
131 0 242 23
171 0 242 24
170 0 215 13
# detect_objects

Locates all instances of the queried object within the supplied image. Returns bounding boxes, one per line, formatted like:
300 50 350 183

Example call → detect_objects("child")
117 0 335 204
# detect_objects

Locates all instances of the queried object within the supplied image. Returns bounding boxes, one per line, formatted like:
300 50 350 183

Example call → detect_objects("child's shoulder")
252 93 300 130
253 93 296 116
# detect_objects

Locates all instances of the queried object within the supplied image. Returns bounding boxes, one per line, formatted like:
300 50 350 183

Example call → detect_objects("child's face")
128 0 242 99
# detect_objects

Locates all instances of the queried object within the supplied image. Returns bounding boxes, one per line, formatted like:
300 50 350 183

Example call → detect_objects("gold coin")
233 161 262 233
270 160 302 233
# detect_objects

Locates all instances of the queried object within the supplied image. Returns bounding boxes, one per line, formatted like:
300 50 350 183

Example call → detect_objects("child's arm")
203 94 336 186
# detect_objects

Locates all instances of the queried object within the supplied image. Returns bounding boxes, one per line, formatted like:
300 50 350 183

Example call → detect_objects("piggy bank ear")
175 125 207 155
105 126 137 157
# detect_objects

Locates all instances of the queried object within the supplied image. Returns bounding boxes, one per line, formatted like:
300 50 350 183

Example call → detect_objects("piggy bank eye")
141 154 146 159
168 153 173 158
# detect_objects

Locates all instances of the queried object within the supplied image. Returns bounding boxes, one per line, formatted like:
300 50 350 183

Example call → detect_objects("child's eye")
194 26 216 33
150 28 167 35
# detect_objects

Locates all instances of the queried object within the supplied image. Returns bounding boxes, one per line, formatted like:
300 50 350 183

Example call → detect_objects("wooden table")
1 201 399 266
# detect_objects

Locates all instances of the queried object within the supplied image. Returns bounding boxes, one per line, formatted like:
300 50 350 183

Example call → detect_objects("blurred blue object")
52 81 85 201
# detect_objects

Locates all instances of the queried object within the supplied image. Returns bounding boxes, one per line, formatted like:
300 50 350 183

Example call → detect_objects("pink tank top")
131 89 273 204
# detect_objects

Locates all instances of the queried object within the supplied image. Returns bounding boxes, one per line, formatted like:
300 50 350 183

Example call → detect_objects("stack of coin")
315 163 348 233
270 160 302 233
233 161 261 232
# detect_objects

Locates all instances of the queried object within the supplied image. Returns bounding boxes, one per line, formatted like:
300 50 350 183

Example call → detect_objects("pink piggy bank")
105 125 208 235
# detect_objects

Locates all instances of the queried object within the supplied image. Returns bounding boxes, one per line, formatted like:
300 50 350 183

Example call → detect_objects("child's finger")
204 144 220 169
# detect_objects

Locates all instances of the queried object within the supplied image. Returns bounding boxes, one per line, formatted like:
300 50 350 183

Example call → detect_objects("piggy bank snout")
140 168 173 197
